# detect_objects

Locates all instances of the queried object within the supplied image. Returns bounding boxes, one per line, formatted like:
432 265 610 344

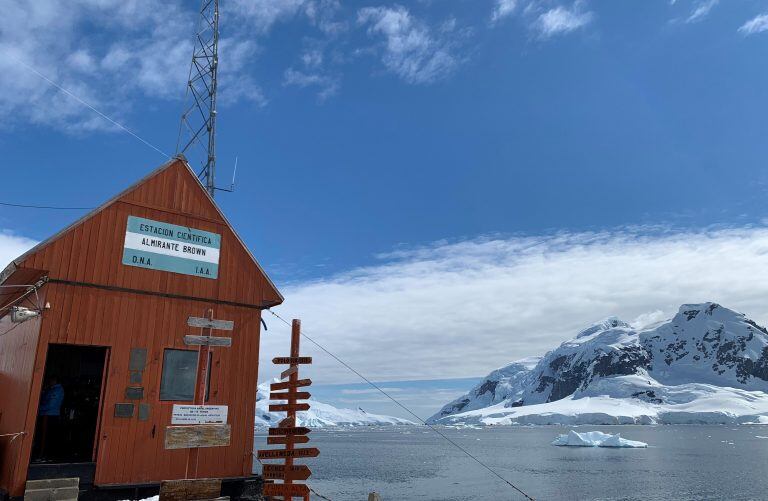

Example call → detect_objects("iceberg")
552 430 647 448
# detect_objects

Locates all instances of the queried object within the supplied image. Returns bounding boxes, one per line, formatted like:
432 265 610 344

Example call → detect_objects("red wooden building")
0 157 282 499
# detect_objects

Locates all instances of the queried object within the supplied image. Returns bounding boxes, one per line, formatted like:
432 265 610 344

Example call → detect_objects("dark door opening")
31 344 108 464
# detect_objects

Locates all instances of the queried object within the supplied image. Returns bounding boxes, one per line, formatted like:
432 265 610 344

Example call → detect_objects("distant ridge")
429 302 768 425
255 381 414 427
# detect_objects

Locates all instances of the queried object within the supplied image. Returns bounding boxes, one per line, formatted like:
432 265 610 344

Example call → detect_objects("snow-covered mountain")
255 382 414 427
429 303 768 425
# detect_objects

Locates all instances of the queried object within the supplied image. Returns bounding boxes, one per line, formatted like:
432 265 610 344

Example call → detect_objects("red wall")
0 159 280 496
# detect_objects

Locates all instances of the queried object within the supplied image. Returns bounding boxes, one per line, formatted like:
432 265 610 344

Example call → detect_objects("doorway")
31 344 108 464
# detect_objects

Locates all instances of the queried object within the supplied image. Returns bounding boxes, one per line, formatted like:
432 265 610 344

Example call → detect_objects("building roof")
0 156 283 308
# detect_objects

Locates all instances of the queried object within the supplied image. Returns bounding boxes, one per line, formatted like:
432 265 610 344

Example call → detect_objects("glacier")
255 381 414 427
429 302 768 426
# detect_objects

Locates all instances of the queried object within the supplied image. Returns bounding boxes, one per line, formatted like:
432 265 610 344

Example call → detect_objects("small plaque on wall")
125 386 144 400
115 403 135 418
129 348 147 371
138 403 151 421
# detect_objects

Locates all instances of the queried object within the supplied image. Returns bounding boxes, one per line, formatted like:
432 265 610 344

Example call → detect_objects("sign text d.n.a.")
122 216 221 279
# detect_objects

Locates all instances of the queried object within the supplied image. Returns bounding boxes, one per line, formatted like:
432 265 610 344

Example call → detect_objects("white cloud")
0 0 196 132
262 226 768 384
357 5 462 84
739 13 768 36
685 0 719 23
0 232 38 270
283 68 340 101
217 38 267 107
227 0 344 35
0 1 271 132
492 0 518 22
227 0 307 34
282 42 340 101
532 1 593 39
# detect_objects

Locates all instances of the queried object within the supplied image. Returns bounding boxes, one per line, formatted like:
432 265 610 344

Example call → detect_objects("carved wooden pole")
186 308 214 478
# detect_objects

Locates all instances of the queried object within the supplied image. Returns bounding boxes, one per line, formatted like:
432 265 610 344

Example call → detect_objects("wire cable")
11 55 170 159
266 309 536 501
0 201 94 210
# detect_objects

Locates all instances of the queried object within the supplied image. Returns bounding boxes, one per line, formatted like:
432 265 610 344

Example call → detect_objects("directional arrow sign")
263 483 310 497
257 447 320 459
268 427 311 436
272 356 312 365
271 379 312 391
280 366 297 380
268 435 310 445
269 391 311 401
262 464 312 481
278 416 295 428
187 317 234 331
269 403 310 413
183 335 232 347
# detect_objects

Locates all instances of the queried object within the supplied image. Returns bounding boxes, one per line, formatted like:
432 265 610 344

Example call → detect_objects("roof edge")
0 156 181 285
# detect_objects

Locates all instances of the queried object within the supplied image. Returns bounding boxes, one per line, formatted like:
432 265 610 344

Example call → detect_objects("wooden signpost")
257 319 317 501
160 309 235 501
262 465 311 481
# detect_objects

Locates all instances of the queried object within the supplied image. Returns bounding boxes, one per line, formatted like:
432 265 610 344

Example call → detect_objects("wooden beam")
280 366 298 380
272 356 312 365
262 464 312 481
268 427 311 436
268 403 309 413
183 335 232 347
257 447 319 459
267 435 310 445
187 316 234 331
164 424 231 450
159 478 222 501
269 391 310 401
263 483 309 497
270 379 311 391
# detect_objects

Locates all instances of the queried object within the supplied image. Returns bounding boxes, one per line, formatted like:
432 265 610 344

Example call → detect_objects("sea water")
254 425 768 500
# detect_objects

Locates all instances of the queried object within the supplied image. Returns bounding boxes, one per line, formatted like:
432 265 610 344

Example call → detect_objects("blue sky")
4 0 768 418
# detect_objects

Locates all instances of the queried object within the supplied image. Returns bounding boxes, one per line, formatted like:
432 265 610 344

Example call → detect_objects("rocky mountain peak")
575 316 632 339
429 302 768 424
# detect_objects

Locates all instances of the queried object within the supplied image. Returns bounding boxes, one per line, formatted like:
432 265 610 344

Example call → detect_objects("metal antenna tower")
176 0 223 198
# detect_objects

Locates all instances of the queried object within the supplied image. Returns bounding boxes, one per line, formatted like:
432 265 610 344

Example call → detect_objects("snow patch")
255 381 414 428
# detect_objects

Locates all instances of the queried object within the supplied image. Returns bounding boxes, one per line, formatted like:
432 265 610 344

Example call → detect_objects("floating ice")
552 430 647 448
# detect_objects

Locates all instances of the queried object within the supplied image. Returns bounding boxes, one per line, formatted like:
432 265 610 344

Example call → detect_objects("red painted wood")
0 159 283 496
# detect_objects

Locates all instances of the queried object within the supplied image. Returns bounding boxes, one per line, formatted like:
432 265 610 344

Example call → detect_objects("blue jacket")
39 384 64 416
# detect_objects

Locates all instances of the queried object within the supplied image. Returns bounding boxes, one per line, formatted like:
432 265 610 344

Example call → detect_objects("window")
160 349 198 401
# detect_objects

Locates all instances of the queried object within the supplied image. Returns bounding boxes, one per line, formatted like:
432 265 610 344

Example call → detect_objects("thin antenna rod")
176 0 220 198
231 156 238 190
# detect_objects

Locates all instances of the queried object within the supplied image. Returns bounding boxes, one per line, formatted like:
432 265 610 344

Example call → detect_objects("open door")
31 344 108 465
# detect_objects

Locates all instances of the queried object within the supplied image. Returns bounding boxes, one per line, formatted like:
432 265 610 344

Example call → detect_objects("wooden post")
285 319 301 501
368 493 382 501
186 308 215 479
258 319 315 501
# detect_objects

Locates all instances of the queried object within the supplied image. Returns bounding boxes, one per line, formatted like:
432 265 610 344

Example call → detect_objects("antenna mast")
176 0 220 198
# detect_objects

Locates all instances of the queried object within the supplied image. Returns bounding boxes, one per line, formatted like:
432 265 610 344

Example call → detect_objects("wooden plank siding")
0 301 44 496
0 158 280 496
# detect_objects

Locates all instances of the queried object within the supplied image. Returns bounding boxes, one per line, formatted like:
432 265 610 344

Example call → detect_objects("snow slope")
255 382 414 427
429 303 768 425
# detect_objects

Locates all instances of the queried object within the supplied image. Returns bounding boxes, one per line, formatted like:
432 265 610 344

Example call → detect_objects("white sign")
122 216 221 279
171 405 229 425
187 317 234 331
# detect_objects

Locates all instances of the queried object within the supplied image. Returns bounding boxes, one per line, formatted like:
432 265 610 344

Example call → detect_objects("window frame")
159 348 200 402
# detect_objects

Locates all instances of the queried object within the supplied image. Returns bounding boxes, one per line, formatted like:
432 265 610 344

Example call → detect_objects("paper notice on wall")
171 404 228 425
